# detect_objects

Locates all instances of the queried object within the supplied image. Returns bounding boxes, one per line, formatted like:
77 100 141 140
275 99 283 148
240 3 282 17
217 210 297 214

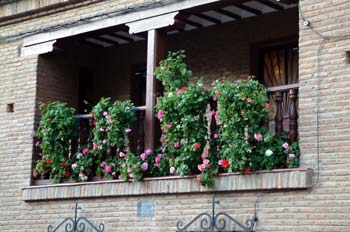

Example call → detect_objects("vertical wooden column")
145 29 165 150
289 89 298 142
275 91 283 135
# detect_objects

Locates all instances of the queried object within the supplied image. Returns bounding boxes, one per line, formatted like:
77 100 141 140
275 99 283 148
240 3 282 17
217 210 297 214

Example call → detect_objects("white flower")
265 149 273 156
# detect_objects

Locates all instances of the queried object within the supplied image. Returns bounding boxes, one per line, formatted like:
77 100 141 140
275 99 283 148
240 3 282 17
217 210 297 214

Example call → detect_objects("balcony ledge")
22 168 312 201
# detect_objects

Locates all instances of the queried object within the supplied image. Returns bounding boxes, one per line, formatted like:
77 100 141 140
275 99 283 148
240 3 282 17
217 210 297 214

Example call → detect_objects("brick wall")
0 0 350 231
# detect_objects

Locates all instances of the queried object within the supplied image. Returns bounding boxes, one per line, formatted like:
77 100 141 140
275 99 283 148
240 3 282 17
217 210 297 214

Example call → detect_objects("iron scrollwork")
48 203 105 232
176 196 257 232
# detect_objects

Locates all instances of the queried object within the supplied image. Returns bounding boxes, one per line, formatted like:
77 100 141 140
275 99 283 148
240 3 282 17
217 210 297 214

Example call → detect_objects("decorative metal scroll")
48 203 105 232
176 196 257 232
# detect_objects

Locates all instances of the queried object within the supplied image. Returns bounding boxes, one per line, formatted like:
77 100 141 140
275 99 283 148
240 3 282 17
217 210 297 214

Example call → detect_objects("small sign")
137 200 155 217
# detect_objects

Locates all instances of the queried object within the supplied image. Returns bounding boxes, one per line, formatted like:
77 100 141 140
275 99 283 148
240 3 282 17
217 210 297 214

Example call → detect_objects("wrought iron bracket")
48 203 105 232
176 196 258 232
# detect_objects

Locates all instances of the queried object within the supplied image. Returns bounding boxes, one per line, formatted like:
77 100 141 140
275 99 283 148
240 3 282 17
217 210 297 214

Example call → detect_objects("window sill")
22 168 312 201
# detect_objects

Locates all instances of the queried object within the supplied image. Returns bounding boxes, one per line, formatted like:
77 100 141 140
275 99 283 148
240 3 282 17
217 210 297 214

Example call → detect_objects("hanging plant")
33 102 77 183
155 50 211 178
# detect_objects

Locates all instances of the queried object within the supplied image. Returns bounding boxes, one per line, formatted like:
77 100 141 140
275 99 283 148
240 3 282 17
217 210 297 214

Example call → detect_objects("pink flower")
213 96 218 101
198 164 206 172
140 153 147 160
160 137 165 143
254 133 263 141
247 98 252 103
155 156 161 163
127 168 132 173
157 110 164 120
33 171 38 178
119 152 125 158
100 127 105 132
103 111 108 116
82 148 89 155
105 165 111 173
214 114 220 122
203 159 210 166
289 153 295 159
93 143 98 150
35 141 40 147
166 124 172 129
214 133 219 139
201 152 208 159
282 143 289 149
125 128 132 133
71 163 77 170
170 167 176 174
141 162 148 171
100 161 106 167
145 149 153 156
174 142 180 148
154 162 160 167
103 139 107 144
211 110 216 116
265 103 271 109
77 153 83 159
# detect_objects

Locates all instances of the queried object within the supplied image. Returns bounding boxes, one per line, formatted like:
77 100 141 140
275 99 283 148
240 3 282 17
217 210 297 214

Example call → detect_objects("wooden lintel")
255 0 285 11
127 11 178 34
215 9 241 20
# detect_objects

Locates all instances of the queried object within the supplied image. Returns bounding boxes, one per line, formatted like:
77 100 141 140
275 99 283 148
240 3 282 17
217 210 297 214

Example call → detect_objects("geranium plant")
33 102 77 183
155 50 210 177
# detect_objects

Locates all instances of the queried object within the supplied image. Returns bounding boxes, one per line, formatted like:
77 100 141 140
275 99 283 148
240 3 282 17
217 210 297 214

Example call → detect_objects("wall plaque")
137 200 155 217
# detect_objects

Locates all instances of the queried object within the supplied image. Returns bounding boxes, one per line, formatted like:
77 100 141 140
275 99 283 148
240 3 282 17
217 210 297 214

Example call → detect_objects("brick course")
0 0 350 231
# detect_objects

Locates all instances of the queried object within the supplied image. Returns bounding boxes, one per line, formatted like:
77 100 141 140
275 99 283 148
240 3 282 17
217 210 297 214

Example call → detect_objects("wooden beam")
145 29 165 150
82 39 105 48
255 0 285 11
112 33 135 42
94 36 119 45
233 4 262 15
277 0 297 4
177 13 203 28
194 12 221 24
215 9 241 20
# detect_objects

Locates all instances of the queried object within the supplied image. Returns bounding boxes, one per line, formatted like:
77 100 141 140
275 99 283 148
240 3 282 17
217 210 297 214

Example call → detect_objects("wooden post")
275 91 283 135
145 29 165 150
289 89 298 142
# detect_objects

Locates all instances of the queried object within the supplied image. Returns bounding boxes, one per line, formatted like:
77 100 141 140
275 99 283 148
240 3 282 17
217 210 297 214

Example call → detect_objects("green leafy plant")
34 102 77 183
214 78 300 173
155 50 211 179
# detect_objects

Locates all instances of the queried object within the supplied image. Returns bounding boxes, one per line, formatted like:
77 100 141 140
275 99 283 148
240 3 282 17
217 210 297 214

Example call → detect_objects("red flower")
91 112 95 118
193 143 201 150
244 167 251 174
265 103 271 109
61 162 67 168
221 159 229 169
64 172 70 177
180 86 187 92
93 121 96 126
45 158 51 164
247 98 252 103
